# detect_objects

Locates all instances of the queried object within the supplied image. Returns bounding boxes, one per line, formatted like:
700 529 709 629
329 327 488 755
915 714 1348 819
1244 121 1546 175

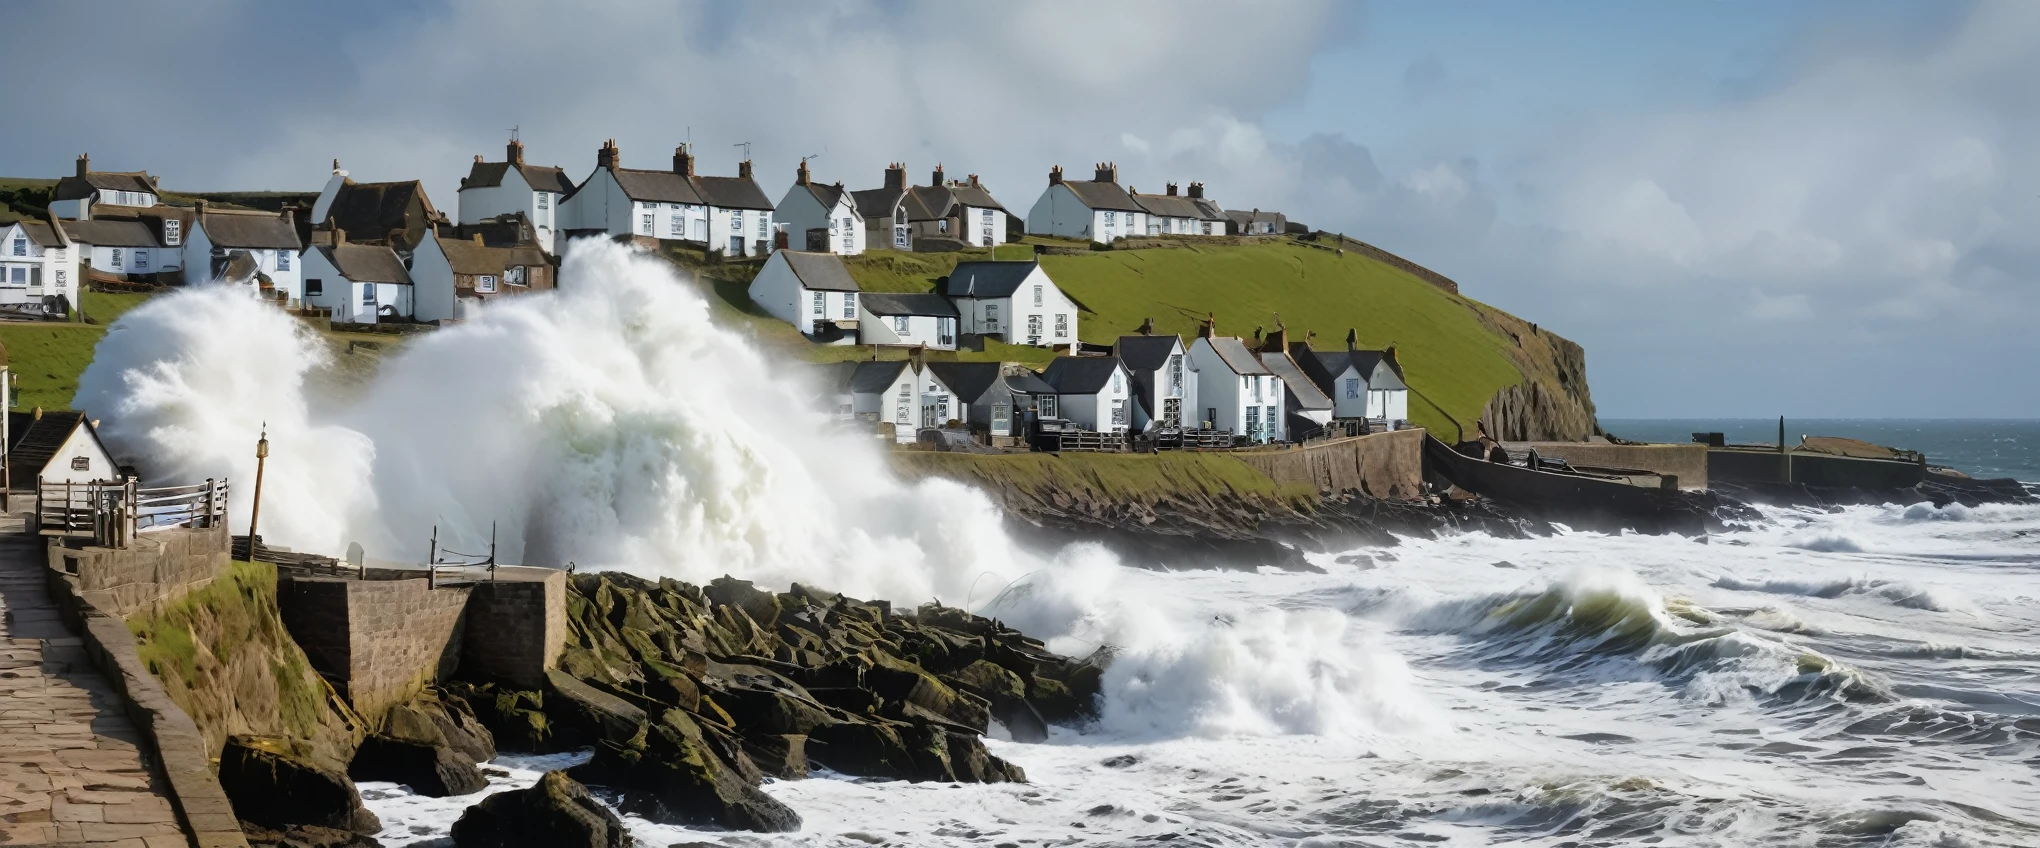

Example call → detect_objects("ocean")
78 246 2040 847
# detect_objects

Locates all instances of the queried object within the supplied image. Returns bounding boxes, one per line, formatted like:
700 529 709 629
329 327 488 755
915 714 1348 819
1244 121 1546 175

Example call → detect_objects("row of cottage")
1 138 1286 322
813 321 1409 445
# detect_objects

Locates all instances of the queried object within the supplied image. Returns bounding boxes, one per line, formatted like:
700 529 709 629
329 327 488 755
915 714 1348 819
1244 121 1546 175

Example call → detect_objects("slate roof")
438 235 546 276
1131 192 1224 221
858 292 958 318
10 221 66 248
6 411 105 489
849 360 914 395
1040 356 1125 395
1004 372 1055 395
462 160 576 195
1260 351 1331 411
323 179 437 243
1114 335 1182 373
1305 349 1404 385
58 219 160 248
943 260 1039 298
850 187 905 220
798 182 851 212
924 362 1004 404
779 251 859 292
1062 180 1144 212
1226 209 1285 228
944 182 1008 213
1204 337 1272 376
317 244 411 284
691 175 774 211
53 171 157 201
607 168 704 205
200 209 301 249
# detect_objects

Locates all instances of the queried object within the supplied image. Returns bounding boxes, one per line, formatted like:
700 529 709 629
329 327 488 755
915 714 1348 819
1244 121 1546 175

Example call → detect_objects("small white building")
775 161 864 255
1301 338 1410 425
560 141 773 256
846 359 923 443
850 165 1010 251
0 220 76 309
185 203 303 301
747 250 862 342
1113 332 1187 430
300 236 414 324
458 138 575 253
943 259 1077 347
409 230 553 324
1256 330 1334 439
856 293 958 351
1184 327 1286 442
1025 163 1147 243
48 156 159 220
1039 355 1134 433
61 214 189 279
6 410 118 491
1132 183 1227 236
1226 209 1287 236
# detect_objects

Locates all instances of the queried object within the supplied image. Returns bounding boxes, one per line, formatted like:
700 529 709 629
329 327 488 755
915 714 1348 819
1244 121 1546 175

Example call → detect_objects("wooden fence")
40 477 229 548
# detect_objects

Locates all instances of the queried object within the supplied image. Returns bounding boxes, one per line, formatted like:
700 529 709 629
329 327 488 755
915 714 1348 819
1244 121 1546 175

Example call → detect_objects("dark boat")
1422 436 1713 535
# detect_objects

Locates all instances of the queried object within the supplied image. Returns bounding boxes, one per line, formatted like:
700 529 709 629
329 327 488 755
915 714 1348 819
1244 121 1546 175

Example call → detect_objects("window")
757 215 768 239
1026 314 1042 343
506 265 526 286
640 214 653 235
306 279 324 297
992 403 1011 433
894 226 908 248
163 219 181 245
1200 222 1212 236
276 250 290 271
669 203 683 210
938 219 949 233
937 318 954 346
812 291 825 316
1168 354 1183 393
537 193 550 210
478 275 497 293
1054 313 1068 338
1254 376 1264 401
134 251 148 271
985 303 999 330
111 248 123 269
1039 395 1057 418
894 315 910 333
1111 399 1128 428
1111 370 1123 393
54 270 66 288
842 292 856 319
1245 406 1261 439
1345 378 1359 399
897 383 912 423
10 238 23 256
7 267 22 284
1033 284 1042 307
362 285 377 305
1104 211 1116 229
71 456 90 471
670 215 685 237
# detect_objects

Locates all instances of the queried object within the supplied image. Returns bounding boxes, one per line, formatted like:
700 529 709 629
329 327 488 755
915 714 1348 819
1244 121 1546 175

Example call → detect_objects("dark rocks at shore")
349 734 487 798
450 770 631 848
444 571 1093 832
219 736 382 836
1715 469 2035 511
240 822 385 848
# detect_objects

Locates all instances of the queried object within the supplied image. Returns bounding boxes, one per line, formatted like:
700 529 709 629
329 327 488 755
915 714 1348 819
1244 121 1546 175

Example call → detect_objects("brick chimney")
1094 162 1116 184
597 139 621 169
76 154 89 178
1187 182 1205 200
1346 328 1358 351
507 137 525 166
671 144 692 176
968 174 981 188
796 159 811 186
884 162 906 190
1166 182 1178 197
1048 165 1063 185
738 159 753 180
1197 314 1215 339
931 163 945 186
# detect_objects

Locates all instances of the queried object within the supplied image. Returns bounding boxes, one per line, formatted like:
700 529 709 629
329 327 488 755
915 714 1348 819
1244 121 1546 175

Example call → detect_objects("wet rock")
220 736 381 835
349 734 487 797
1334 553 1375 568
384 691 496 764
1100 754 1138 768
443 682 551 752
1491 560 1519 569
240 822 384 847
450 770 629 848
743 733 809 779
546 669 648 748
570 709 800 833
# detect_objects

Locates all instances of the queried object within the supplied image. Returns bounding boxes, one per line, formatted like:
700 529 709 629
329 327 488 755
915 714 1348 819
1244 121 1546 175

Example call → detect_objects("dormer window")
163 219 181 246
11 237 24 256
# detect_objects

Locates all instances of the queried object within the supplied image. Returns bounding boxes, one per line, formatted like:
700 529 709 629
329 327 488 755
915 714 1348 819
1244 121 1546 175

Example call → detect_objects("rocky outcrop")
451 770 630 848
348 734 487 797
218 736 381 836
1479 379 1597 443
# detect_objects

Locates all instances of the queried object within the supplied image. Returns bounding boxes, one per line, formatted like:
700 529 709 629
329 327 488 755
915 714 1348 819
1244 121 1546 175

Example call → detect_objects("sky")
4 0 2034 419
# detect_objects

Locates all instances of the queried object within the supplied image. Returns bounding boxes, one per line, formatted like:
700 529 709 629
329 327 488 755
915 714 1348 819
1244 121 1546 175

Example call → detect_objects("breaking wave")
1712 574 1976 614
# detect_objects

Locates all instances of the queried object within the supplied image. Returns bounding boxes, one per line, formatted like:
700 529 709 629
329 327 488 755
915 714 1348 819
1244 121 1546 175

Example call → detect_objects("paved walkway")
0 515 185 847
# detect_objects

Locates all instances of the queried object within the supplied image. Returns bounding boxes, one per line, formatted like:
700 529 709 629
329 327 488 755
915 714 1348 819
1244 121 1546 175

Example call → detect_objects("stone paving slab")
0 531 184 846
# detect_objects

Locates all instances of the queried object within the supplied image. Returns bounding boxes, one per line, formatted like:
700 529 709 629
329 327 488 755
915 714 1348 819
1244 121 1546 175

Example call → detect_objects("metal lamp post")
248 425 269 544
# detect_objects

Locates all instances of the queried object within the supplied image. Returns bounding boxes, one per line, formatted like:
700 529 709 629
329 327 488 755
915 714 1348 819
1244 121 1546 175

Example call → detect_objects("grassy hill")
684 236 1594 440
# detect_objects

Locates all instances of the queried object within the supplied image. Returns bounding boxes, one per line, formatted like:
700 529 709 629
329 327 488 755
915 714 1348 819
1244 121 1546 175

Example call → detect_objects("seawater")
73 244 2040 846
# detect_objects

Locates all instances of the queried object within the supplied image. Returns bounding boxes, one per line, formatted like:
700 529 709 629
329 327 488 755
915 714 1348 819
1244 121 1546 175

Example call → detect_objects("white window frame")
478 274 497 293
163 219 181 245
894 315 910 334
1033 284 1043 307
1345 378 1359 399
110 248 123 269
10 238 23 257
842 292 856 319
537 192 549 210
276 250 290 271
640 213 653 235
1054 313 1068 338
985 303 999 331
134 250 148 271
812 291 825 317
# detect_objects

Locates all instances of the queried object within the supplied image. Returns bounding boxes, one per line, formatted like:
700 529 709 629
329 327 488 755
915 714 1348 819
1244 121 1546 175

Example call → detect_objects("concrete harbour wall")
1504 442 1710 491
1237 428 1427 500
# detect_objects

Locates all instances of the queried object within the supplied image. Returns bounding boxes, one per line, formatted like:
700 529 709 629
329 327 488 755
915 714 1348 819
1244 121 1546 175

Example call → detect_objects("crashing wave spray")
73 239 1434 738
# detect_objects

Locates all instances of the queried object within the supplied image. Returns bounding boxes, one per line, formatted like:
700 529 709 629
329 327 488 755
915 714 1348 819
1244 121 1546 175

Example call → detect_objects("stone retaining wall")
277 577 473 724
1504 442 1710 491
1237 428 1427 500
460 568 568 689
51 524 234 618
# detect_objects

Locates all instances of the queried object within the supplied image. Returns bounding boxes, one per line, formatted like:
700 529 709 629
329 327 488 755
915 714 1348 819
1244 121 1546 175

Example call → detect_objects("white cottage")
1132 183 1227 236
48 156 159 220
850 165 1011 252
856 293 958 351
1184 326 1286 442
458 138 575 253
775 161 864 255
61 212 189 280
748 250 862 342
846 359 925 443
0 220 76 309
409 230 553 324
943 259 1077 347
5 410 118 492
1255 328 1334 439
300 235 413 324
1039 355 1134 433
1025 163 1147 242
1298 334 1410 426
560 141 773 257
185 203 302 301
1113 331 1187 430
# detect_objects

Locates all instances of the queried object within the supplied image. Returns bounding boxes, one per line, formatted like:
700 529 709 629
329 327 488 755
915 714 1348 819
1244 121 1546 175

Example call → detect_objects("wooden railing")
39 477 229 548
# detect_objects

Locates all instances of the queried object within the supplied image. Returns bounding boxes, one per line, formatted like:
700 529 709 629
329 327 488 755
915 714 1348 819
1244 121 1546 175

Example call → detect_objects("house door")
729 235 743 255
1163 397 1182 427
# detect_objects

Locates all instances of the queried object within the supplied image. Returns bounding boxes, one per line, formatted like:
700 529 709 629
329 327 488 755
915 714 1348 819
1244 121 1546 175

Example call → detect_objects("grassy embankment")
894 448 1318 509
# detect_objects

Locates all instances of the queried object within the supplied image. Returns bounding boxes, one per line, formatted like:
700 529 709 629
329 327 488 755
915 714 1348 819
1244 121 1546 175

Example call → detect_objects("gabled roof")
607 168 704 205
924 362 1005 404
200 209 300 249
1040 356 1125 395
437 234 546 276
691 175 774 211
1114 334 1183 372
324 179 438 244
1131 192 1224 221
944 182 1007 214
462 160 575 195
54 171 157 201
943 260 1040 298
1260 351 1331 411
849 360 914 394
1226 209 1284 226
317 243 411 284
778 251 858 292
1306 349 1405 385
850 187 906 220
797 182 852 213
858 292 958 318
6 411 110 487
8 221 67 248
1004 372 1055 395
1061 180 1144 213
59 219 161 248
1202 336 1272 376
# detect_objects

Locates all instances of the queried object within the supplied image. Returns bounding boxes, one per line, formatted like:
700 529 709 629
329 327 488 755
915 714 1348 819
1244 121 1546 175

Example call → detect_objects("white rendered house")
846 359 924 443
1132 182 1227 236
560 141 774 256
1113 332 1187 430
184 203 302 301
0 220 75 308
747 250 862 342
1025 163 1147 242
458 137 574 253
48 156 159 220
1303 341 1410 425
943 259 1077 347
856 293 958 351
775 161 864 255
1184 328 1286 442
300 237 414 324
1039 355 1134 433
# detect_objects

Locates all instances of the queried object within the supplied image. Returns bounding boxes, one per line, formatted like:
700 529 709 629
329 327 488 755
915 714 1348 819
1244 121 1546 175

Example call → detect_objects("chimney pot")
672 144 692 176
1049 165 1063 185
1188 182 1204 200
474 154 483 163
1166 182 1178 196
885 163 906 190
969 174 980 188
1094 162 1116 184
507 137 524 166
796 159 811 186
598 139 621 169
76 154 89 178
738 159 753 179
931 164 945 186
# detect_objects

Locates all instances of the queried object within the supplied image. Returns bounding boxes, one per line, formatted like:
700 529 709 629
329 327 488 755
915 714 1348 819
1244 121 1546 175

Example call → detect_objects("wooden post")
249 426 269 543
1779 415 1791 484
204 478 215 527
